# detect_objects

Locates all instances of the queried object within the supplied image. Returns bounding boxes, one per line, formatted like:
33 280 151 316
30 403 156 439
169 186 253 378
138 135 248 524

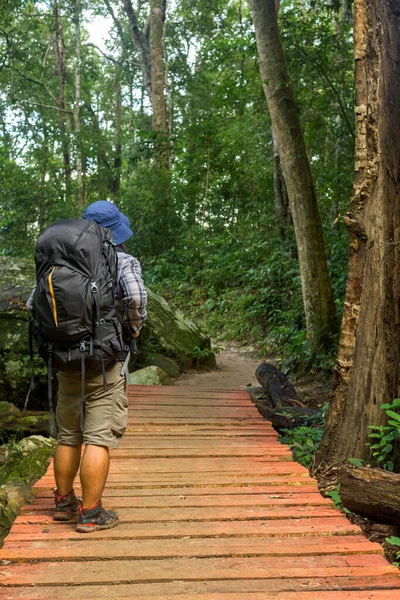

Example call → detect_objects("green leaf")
386 410 400 422
347 458 364 467
386 536 400 546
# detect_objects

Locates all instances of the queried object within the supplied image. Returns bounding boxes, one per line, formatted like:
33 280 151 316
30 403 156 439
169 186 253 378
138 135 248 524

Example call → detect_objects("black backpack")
31 218 124 434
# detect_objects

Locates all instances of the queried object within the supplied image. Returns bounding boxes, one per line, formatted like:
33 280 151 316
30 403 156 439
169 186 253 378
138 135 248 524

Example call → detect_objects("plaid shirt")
116 250 147 334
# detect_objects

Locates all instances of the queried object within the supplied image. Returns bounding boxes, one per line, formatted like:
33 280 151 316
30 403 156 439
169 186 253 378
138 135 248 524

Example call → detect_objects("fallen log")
255 362 300 407
340 464 400 525
253 402 320 431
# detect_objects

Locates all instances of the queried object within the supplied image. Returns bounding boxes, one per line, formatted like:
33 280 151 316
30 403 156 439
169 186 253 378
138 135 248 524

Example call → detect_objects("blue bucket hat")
119 212 130 228
83 201 133 245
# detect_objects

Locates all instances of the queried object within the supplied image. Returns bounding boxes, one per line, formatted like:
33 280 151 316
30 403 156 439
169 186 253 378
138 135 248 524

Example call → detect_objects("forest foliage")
0 0 355 371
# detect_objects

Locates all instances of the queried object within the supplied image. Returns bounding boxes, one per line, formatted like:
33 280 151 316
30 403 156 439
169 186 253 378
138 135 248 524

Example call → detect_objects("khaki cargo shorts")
56 363 128 449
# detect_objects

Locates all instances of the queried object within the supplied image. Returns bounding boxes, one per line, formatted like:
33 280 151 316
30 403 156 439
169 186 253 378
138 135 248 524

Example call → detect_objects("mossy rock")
130 366 171 386
0 402 20 414
0 410 50 436
148 354 181 378
0 435 56 546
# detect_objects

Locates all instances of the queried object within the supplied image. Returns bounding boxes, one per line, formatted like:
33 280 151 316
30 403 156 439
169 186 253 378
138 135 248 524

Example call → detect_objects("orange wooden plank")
1 555 397 586
3 580 400 600
24 491 331 510
0 535 382 561
5 516 361 540
33 473 315 488
32 484 321 498
16 504 340 523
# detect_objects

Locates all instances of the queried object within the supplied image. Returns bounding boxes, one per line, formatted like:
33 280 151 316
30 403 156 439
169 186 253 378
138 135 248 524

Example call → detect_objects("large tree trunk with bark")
150 0 168 168
250 0 337 354
123 0 152 99
112 63 122 198
314 0 400 479
73 0 84 209
52 0 71 200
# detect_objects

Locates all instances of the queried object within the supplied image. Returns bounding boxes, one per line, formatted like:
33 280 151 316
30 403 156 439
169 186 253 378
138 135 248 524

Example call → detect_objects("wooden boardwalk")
1 385 399 599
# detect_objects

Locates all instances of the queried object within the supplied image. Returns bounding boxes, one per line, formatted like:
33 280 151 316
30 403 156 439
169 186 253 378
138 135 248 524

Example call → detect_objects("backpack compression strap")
47 344 56 438
90 282 108 392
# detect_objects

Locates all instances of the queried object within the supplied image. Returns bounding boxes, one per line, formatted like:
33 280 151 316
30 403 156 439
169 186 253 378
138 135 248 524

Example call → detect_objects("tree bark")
341 0 353 23
255 362 298 408
150 0 168 168
112 63 122 198
52 0 71 200
314 0 400 477
73 0 84 209
340 465 400 525
123 0 152 99
250 0 337 354
272 127 291 243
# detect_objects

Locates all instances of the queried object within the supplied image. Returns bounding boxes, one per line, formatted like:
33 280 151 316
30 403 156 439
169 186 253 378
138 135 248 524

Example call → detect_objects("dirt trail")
174 348 261 390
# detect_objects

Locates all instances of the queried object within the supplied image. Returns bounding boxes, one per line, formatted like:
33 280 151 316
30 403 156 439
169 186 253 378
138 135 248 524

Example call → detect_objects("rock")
0 402 20 414
18 435 54 454
148 354 180 378
130 366 171 386
0 411 50 436
0 483 30 545
146 288 216 369
0 434 56 547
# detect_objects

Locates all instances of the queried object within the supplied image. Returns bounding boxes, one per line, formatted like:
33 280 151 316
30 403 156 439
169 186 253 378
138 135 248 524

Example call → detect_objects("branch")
290 35 355 141
103 0 125 40
84 42 119 63
3 63 59 106
84 43 138 68
15 100 72 114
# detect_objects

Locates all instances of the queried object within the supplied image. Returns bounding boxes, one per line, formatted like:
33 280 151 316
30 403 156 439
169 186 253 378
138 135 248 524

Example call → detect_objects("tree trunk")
340 465 400 525
341 0 353 23
150 0 168 168
272 127 292 243
123 0 152 99
112 63 122 198
73 0 83 210
250 0 337 354
314 0 400 477
52 0 71 200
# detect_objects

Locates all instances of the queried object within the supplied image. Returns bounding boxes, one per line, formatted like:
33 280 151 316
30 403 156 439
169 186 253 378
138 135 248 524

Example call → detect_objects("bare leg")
54 444 82 495
80 444 110 508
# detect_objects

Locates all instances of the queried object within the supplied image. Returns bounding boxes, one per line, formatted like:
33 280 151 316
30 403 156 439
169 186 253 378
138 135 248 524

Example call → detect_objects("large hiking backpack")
31 218 124 434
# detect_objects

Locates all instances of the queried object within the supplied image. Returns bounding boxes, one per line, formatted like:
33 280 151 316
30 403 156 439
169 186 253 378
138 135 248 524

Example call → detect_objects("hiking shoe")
53 489 81 521
76 500 119 533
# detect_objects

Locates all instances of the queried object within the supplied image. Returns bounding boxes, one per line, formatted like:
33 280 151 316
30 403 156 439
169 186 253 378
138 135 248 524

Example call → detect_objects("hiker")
28 201 147 532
